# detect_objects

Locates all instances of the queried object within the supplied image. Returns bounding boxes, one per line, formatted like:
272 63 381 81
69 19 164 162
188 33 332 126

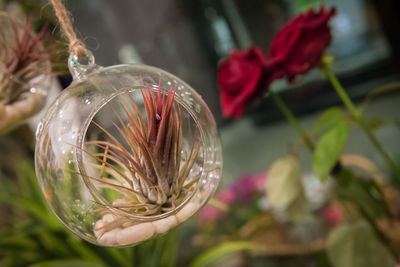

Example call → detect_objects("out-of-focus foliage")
265 155 303 208
0 159 180 267
189 242 257 267
313 122 349 181
327 220 396 267
293 0 328 13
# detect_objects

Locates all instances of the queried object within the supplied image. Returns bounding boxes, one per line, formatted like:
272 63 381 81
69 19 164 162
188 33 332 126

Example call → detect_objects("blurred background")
1 0 400 266
64 0 400 183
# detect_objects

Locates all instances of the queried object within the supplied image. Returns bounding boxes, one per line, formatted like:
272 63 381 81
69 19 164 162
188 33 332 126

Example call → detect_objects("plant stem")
322 63 400 181
270 90 315 152
208 198 229 212
357 201 400 262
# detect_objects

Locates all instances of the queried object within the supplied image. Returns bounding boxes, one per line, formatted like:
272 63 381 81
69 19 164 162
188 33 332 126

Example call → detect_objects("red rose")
269 6 336 81
218 47 274 119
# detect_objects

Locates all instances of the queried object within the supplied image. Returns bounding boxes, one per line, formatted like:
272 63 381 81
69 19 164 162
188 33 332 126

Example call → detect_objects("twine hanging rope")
49 0 86 56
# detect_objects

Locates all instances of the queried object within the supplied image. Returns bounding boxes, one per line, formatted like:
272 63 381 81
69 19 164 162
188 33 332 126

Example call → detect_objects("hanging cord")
49 0 86 56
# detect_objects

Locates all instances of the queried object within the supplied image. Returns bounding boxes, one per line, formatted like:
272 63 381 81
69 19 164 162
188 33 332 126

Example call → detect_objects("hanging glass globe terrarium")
35 50 222 246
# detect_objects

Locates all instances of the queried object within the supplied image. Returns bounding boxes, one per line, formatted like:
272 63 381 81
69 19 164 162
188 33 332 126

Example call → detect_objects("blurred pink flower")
199 172 268 223
199 189 235 222
218 190 236 203
200 206 224 222
253 173 268 189
322 204 344 226
231 173 268 203
230 175 258 203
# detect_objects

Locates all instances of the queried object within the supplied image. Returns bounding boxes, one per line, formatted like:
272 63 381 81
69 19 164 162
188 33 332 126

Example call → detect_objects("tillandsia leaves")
0 18 49 105
82 87 201 217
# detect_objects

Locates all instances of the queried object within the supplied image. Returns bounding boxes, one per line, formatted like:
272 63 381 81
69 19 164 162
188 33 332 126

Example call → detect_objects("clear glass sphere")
35 55 222 247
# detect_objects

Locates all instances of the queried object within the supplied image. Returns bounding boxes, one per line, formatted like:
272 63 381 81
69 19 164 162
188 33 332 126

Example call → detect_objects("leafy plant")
189 241 258 267
0 159 181 267
327 220 396 267
0 18 50 105
216 4 400 266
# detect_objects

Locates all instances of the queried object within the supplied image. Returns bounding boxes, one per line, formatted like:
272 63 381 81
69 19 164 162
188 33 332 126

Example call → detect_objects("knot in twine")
49 0 87 57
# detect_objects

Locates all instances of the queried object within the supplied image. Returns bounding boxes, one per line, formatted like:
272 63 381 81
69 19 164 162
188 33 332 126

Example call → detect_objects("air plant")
84 86 201 221
0 16 51 133
0 18 49 105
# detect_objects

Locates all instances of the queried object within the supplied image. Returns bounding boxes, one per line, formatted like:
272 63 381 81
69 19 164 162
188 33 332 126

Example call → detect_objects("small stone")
93 219 105 238
116 222 155 246
98 227 121 246
94 219 105 230
152 215 178 234
103 213 116 223
176 202 198 223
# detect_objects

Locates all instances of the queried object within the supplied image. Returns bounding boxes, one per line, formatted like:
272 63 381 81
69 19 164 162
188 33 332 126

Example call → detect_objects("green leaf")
36 230 74 256
335 179 388 219
335 167 354 187
311 107 344 135
16 160 45 205
327 220 396 267
0 157 183 267
65 236 104 263
313 122 349 181
0 235 38 251
266 156 303 208
0 196 60 229
189 242 257 267
293 0 326 13
29 260 106 267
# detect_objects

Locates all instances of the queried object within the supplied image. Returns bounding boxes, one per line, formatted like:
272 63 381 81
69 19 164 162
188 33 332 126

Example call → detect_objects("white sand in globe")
93 202 199 246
